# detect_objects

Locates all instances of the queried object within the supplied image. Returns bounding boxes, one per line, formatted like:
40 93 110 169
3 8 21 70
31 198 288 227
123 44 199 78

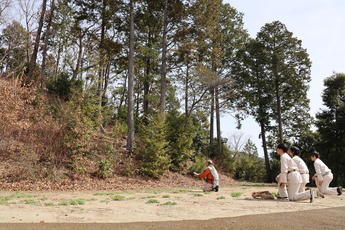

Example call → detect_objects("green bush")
47 72 83 101
188 154 208 175
98 159 114 178
166 112 196 172
138 114 170 178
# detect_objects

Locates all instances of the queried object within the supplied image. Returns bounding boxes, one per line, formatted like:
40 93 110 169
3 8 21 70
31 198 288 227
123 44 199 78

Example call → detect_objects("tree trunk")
209 87 214 149
98 0 107 116
127 0 135 150
29 0 47 79
72 35 83 81
184 65 189 115
215 85 222 156
275 78 283 143
41 0 55 80
160 0 168 114
260 120 272 182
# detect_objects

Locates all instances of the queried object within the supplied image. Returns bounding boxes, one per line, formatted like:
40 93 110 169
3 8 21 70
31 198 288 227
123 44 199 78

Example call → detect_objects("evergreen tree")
232 21 313 181
138 114 170 178
315 73 345 186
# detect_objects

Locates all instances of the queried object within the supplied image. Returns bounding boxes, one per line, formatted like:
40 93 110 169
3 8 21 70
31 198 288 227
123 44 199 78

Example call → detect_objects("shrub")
47 72 83 101
138 114 170 178
188 154 208 175
98 159 114 178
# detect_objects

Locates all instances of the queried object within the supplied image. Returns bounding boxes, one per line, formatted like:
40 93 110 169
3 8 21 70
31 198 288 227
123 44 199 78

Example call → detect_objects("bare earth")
0 185 344 230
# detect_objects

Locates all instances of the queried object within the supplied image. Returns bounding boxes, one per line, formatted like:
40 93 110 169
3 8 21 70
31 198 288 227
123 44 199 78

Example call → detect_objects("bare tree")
15 0 38 63
0 0 11 24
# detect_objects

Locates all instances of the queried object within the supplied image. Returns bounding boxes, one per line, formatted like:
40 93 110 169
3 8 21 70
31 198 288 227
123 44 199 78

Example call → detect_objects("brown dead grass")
0 77 238 191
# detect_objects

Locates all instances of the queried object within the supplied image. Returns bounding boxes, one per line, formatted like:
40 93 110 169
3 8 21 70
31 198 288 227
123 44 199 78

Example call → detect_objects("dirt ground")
0 185 344 229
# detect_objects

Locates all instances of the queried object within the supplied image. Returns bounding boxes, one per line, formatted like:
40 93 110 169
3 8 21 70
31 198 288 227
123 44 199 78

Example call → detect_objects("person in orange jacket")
194 160 219 192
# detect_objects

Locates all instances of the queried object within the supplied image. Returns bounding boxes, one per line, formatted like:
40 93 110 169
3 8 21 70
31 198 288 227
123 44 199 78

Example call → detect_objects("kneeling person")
194 160 219 192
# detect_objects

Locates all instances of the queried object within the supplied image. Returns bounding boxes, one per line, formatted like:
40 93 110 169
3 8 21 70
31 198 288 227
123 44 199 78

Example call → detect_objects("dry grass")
0 77 238 191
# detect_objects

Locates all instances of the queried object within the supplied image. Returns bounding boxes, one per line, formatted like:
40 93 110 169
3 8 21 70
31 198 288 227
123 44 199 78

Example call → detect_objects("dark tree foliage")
315 73 345 186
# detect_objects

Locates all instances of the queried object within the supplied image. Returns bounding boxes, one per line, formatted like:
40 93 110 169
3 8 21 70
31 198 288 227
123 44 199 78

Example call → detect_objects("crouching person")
194 160 219 192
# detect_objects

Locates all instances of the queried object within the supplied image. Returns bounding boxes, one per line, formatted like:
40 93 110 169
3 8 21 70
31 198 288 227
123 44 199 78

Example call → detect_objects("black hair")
277 143 288 152
290 146 300 156
310 151 320 158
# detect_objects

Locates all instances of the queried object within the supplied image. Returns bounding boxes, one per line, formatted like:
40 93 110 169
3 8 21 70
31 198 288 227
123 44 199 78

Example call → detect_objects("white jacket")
292 156 310 184
279 153 302 184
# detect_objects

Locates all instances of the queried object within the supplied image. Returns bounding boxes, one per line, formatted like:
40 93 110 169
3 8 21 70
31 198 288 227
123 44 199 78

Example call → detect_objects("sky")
221 0 345 156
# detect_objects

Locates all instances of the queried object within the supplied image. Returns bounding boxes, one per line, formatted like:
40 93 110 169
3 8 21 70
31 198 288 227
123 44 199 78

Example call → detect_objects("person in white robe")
289 146 309 193
311 151 342 196
276 143 315 202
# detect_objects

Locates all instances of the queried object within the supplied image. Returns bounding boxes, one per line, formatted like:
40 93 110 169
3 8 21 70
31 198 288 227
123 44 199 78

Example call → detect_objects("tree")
138 114 170 178
232 21 313 181
0 20 27 74
159 0 168 113
233 139 266 182
175 0 248 157
127 0 135 150
15 0 38 63
28 0 47 79
315 72 345 186
0 0 11 25
232 38 273 180
256 21 312 144
40 0 55 78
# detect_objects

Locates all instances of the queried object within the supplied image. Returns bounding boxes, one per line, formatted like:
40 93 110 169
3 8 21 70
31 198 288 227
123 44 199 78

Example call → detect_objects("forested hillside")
0 0 344 187
0 78 237 190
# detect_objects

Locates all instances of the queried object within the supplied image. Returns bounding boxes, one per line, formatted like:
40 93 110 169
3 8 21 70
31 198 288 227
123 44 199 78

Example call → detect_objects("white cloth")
313 158 331 182
292 156 310 192
292 156 310 183
279 153 301 184
313 158 338 195
208 165 219 188
293 189 314 201
278 152 309 201
315 172 338 195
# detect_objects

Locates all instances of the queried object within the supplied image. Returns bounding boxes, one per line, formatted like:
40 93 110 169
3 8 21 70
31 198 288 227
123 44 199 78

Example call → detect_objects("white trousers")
278 182 288 198
289 183 317 201
299 182 307 193
315 173 338 195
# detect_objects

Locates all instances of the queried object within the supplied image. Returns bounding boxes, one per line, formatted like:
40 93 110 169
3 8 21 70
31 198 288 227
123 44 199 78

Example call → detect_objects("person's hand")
193 173 199 178
318 181 323 186
275 177 280 182
312 175 316 180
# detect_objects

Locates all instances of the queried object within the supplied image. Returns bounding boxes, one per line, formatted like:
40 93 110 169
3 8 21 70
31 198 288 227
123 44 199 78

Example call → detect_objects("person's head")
310 151 319 161
276 143 288 155
289 146 300 157
206 160 213 166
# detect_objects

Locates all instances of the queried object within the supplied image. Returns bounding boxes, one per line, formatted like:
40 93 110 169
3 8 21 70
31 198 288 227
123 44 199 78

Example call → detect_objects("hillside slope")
0 78 237 191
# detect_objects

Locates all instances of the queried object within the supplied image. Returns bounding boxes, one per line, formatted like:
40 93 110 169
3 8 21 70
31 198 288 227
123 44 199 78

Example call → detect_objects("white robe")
292 155 310 184
208 165 219 188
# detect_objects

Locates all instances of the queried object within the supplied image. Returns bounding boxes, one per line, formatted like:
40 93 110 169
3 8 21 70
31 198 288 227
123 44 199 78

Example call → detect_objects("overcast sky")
222 0 345 155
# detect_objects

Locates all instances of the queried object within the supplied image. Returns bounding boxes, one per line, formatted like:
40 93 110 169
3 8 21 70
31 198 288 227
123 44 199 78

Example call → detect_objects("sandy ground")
0 185 344 229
